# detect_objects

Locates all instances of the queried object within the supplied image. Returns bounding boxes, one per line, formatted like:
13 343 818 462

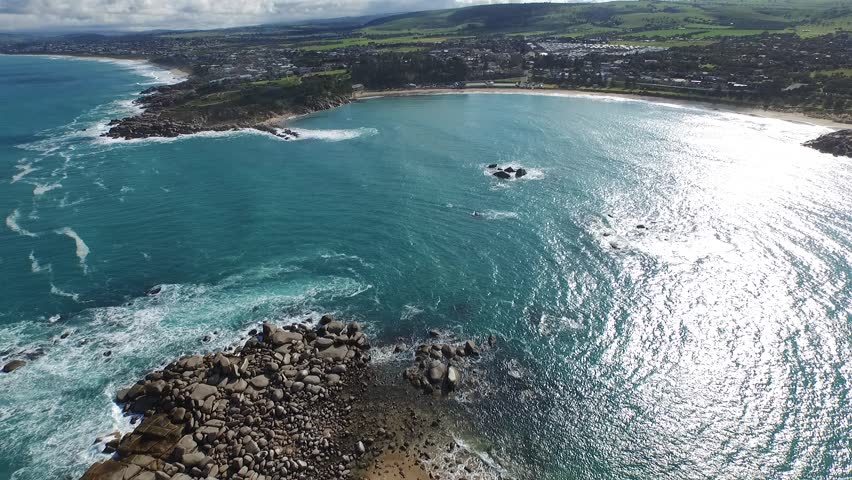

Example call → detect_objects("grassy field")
304 69 349 77
151 0 851 50
298 35 462 51
811 68 852 78
250 76 302 87
354 0 850 41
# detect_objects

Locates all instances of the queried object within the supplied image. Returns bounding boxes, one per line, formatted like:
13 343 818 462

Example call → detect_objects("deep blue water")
1 55 851 480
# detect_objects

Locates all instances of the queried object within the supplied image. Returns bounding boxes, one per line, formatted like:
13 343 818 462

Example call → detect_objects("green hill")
359 0 851 39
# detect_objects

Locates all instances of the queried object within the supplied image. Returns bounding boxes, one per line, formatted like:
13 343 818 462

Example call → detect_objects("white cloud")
0 0 583 32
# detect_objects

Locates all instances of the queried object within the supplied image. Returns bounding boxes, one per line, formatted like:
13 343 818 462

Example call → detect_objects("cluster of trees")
351 54 468 88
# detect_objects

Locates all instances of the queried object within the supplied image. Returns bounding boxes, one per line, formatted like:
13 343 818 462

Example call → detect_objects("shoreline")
357 88 849 130
0 53 191 82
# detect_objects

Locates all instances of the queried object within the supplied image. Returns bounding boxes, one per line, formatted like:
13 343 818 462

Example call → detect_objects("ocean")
0 55 850 480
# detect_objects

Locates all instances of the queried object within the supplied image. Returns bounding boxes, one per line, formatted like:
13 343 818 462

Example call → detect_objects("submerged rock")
2 359 25 373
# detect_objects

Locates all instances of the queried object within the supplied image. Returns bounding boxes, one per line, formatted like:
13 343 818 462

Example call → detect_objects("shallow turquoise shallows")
1 56 851 480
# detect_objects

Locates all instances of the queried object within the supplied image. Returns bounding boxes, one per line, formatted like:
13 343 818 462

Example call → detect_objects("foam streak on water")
55 227 90 273
5 209 37 237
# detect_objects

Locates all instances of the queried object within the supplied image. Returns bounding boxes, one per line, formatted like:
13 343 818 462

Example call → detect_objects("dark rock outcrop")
102 81 350 141
492 171 511 179
402 335 494 397
804 129 852 158
82 316 372 480
515 168 527 178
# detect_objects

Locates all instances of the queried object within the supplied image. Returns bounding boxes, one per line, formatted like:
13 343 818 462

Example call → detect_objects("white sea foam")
6 209 37 237
12 163 38 183
400 304 425 322
56 227 90 273
29 251 51 274
480 210 519 220
0 261 377 478
42 55 187 86
287 127 378 142
482 165 545 182
50 283 80 302
95 128 261 146
33 182 63 196
59 194 88 209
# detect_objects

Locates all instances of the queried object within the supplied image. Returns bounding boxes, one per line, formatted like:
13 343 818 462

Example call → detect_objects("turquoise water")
1 55 851 480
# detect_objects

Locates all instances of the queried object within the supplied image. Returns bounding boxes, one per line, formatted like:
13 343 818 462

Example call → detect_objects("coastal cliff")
104 76 353 140
80 316 496 480
804 129 852 158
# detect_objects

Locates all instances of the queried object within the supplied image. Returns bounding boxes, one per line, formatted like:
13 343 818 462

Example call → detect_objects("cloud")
0 0 582 32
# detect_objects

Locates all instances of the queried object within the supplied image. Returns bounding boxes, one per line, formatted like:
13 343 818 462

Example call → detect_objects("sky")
0 0 592 33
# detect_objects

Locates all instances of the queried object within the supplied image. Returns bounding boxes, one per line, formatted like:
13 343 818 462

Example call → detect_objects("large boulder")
492 171 511 179
317 345 349 361
427 362 446 384
325 320 345 335
446 366 461 390
270 330 303 346
515 168 527 178
189 383 217 401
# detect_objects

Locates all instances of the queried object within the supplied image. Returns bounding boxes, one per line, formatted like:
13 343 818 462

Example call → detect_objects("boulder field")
80 317 497 480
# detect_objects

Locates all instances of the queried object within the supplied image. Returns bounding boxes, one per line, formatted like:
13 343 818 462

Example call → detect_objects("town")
2 1 849 124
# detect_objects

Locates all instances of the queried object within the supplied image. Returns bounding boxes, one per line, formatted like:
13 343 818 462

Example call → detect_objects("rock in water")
487 163 498 169
515 168 527 178
493 171 512 179
2 359 25 373
804 129 852 158
504 167 516 173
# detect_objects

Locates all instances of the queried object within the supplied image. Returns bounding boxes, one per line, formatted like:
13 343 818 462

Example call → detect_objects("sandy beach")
358 88 849 130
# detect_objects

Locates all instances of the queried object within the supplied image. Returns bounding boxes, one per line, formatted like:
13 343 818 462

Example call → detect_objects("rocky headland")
79 316 498 480
804 129 852 157
103 76 353 141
